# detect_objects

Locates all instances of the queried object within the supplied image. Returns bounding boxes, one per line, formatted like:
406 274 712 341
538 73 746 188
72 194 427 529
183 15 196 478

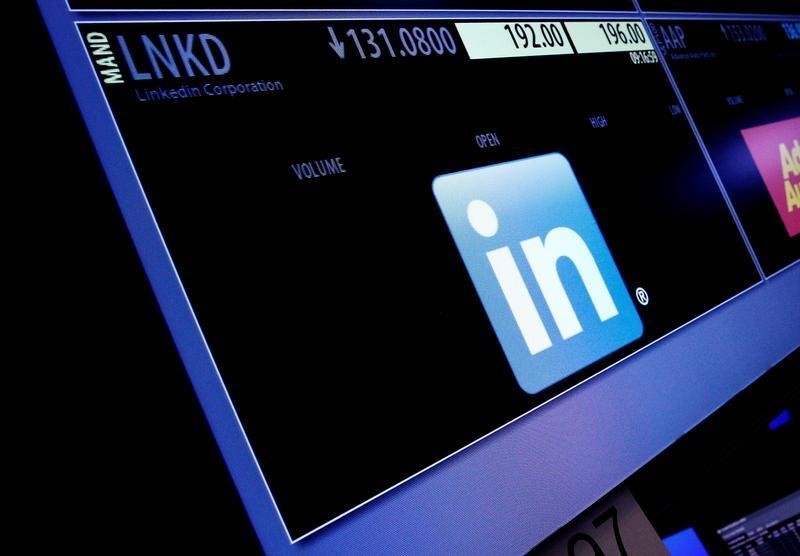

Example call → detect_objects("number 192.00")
504 23 565 49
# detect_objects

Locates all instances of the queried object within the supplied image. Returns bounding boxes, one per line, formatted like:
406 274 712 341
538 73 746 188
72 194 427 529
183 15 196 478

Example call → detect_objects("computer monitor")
36 0 799 553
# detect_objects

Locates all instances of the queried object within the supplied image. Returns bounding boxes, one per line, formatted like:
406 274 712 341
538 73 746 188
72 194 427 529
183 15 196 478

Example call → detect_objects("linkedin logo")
433 154 642 394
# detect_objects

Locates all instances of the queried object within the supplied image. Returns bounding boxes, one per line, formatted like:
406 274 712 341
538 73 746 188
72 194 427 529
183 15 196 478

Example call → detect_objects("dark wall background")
25 3 260 552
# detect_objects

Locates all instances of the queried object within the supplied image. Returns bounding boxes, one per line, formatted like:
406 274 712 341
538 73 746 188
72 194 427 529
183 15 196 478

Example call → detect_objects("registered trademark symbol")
635 287 649 306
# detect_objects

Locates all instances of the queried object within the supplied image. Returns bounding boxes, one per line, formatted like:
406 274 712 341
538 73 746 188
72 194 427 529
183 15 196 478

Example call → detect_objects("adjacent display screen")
650 19 800 275
79 18 762 540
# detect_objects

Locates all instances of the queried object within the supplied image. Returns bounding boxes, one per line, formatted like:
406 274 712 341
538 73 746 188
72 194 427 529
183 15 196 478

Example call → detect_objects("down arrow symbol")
327 26 346 59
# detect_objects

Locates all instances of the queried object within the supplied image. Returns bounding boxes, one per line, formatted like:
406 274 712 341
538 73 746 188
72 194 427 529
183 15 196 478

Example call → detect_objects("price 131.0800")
327 25 459 60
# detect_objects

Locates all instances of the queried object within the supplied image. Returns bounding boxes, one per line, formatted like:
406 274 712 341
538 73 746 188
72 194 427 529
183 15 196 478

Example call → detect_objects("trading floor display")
38 0 799 553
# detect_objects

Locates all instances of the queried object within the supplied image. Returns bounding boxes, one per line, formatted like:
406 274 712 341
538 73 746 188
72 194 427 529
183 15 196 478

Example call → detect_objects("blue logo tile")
433 153 643 394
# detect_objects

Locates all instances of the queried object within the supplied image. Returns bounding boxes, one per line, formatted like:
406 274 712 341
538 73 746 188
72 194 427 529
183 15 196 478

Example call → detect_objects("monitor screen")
36 1 799 553
717 492 800 555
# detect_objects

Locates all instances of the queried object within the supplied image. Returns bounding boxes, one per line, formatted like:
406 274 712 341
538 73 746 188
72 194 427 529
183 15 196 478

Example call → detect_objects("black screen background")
88 20 760 537
68 0 635 11
639 0 800 16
